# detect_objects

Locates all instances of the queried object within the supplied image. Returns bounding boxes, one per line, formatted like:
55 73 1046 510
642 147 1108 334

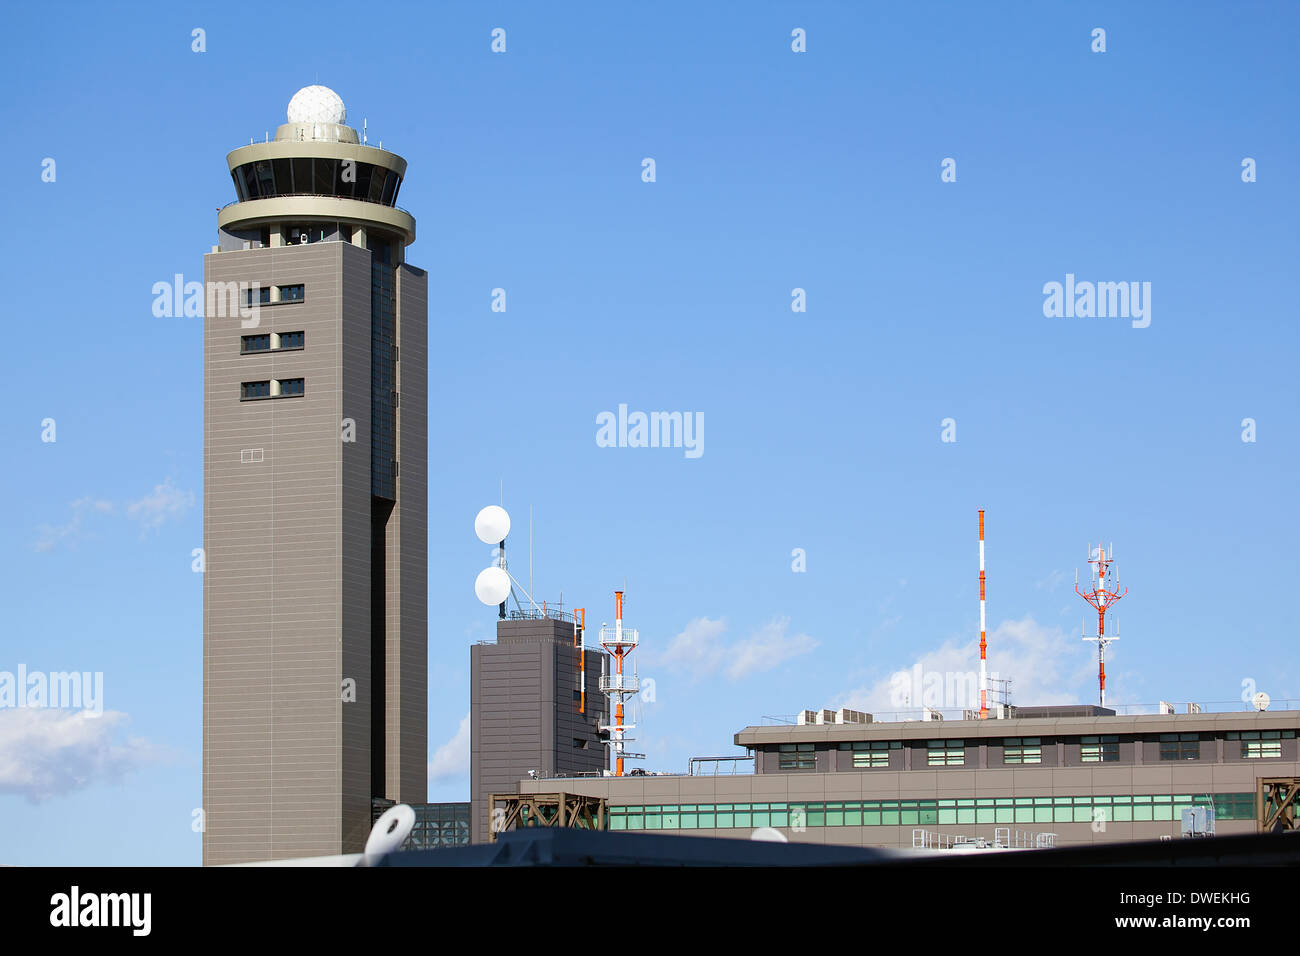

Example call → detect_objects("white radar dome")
475 566 511 606
474 505 511 544
287 85 347 125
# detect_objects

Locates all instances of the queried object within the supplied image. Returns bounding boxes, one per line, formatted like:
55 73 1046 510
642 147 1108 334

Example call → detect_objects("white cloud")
656 617 728 674
0 709 164 802
428 711 469 782
726 618 819 680
832 614 1097 716
34 497 113 552
35 477 194 551
656 616 818 681
1036 569 1066 591
126 478 195 533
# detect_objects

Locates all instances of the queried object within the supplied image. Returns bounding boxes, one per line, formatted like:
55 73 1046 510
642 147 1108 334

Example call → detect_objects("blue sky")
0 1 1296 865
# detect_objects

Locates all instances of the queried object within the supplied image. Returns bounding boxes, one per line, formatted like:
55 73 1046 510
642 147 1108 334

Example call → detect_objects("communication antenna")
1076 540 1128 708
472 504 542 616
1253 692 1271 712
978 510 988 719
598 590 644 776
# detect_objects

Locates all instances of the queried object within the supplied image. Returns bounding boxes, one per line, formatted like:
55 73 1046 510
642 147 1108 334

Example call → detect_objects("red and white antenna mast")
979 510 988 720
599 590 644 776
1076 541 1127 708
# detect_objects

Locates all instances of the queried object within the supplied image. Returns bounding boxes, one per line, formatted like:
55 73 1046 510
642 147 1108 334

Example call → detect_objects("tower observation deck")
217 84 415 252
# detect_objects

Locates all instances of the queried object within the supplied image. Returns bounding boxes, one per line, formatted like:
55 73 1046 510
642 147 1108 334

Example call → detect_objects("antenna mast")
1076 541 1128 707
979 510 988 719
599 590 644 776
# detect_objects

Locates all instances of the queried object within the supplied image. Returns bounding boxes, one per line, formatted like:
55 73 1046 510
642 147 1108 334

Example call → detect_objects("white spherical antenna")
750 827 788 843
364 803 414 865
475 566 511 606
1253 691 1271 712
474 505 511 544
287 85 347 125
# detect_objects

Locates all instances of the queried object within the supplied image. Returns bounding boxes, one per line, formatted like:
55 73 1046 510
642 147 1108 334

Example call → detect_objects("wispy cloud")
1036 569 1066 591
126 477 195 533
34 497 114 552
655 616 818 681
35 478 194 551
0 710 166 802
832 614 1098 714
428 711 470 782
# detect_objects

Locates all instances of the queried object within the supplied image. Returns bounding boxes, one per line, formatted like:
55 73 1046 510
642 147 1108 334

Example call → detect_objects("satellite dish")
474 505 511 544
364 803 414 865
1253 692 1271 712
475 566 511 606
750 827 788 843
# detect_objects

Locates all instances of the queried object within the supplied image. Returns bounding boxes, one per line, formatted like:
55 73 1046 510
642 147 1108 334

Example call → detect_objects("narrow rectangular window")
240 380 271 400
1003 737 1042 765
778 743 815 770
1240 733 1282 759
278 284 305 302
240 334 271 353
839 741 895 768
1081 735 1119 762
1159 733 1200 761
279 331 305 349
927 739 965 767
278 378 305 397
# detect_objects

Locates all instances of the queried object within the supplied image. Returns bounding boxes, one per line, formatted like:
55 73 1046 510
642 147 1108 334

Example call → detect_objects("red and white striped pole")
979 510 988 719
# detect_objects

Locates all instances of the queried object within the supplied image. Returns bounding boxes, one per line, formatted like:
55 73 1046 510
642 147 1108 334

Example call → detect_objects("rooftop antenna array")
1076 540 1128 708
472 504 542 617
598 590 644 776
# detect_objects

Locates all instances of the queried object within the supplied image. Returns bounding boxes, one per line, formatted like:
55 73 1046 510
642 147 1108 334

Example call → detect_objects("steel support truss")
488 792 607 842
1257 777 1300 833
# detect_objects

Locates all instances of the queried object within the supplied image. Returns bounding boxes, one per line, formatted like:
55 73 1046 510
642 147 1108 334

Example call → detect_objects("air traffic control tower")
202 86 428 865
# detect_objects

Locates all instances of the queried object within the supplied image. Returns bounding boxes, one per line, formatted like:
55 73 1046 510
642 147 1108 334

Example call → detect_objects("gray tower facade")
202 86 427 865
470 615 608 843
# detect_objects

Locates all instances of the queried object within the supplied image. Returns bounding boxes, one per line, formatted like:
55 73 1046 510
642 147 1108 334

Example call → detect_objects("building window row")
232 158 403 207
241 378 305 401
776 728 1295 770
241 330 305 354
605 792 1254 831
243 283 305 307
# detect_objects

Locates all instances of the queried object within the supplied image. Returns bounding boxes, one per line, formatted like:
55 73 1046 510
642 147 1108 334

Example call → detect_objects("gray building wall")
203 239 426 865
470 617 607 844
386 263 428 804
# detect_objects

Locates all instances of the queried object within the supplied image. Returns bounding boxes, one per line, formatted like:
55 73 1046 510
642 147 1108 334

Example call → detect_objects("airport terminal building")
470 627 1300 846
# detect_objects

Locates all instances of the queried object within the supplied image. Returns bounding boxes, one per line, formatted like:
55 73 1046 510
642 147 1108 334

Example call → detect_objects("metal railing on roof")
688 755 756 776
758 699 1300 726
